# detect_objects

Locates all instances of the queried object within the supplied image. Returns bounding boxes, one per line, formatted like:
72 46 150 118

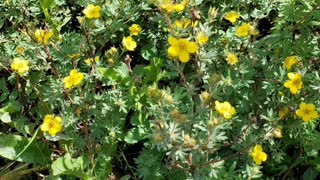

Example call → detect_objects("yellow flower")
122 36 137 51
10 58 29 75
235 23 252 37
250 145 267 165
129 24 142 36
226 53 238 65
173 19 191 29
159 1 186 14
63 69 84 89
284 56 299 70
278 107 289 119
196 32 209 45
34 29 53 45
296 102 319 122
85 56 100 65
83 4 101 19
273 127 283 138
167 36 198 63
224 11 240 24
160 3 175 13
173 3 185 13
284 73 302 95
214 101 236 119
40 115 62 137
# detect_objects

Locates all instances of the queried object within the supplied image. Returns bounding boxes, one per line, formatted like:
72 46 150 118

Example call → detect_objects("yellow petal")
178 51 190 63
168 46 179 57
186 42 198 53
63 76 73 89
168 36 178 46
40 123 49 132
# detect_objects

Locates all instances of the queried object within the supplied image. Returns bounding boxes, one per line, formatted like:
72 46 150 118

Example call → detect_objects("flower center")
292 79 300 87
303 109 310 115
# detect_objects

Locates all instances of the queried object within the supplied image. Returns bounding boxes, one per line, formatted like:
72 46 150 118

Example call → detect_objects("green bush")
1 0 320 179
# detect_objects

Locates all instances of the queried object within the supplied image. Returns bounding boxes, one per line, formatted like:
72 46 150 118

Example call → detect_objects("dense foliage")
1 0 320 179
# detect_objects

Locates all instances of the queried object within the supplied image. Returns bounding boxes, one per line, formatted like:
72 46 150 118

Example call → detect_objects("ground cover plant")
1 0 320 179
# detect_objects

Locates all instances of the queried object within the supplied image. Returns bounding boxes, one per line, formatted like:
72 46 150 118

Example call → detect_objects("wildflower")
159 1 186 14
129 24 142 36
83 4 101 19
284 56 299 70
122 36 137 51
196 32 209 45
284 73 302 95
159 2 175 13
63 69 84 89
40 115 62 137
214 101 236 119
11 58 29 75
250 145 267 165
235 23 251 37
34 29 53 45
296 102 319 122
167 36 198 63
273 127 283 138
85 56 100 65
224 11 240 24
278 107 289 119
226 53 238 65
173 19 191 29
173 4 185 13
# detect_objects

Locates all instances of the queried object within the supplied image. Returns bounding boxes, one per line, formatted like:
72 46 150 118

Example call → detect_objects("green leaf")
97 67 119 81
0 133 51 165
141 44 157 61
0 112 11 123
115 62 130 79
39 0 56 10
124 126 147 144
51 153 85 177
12 118 35 135
303 167 319 180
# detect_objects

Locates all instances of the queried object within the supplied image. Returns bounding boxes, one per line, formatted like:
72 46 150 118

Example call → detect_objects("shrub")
1 0 320 179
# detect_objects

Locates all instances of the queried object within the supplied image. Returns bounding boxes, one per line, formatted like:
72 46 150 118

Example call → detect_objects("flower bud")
273 127 283 138
184 134 197 149
208 118 219 129
209 73 221 86
170 109 187 123
208 7 218 20
153 133 163 143
200 91 211 107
